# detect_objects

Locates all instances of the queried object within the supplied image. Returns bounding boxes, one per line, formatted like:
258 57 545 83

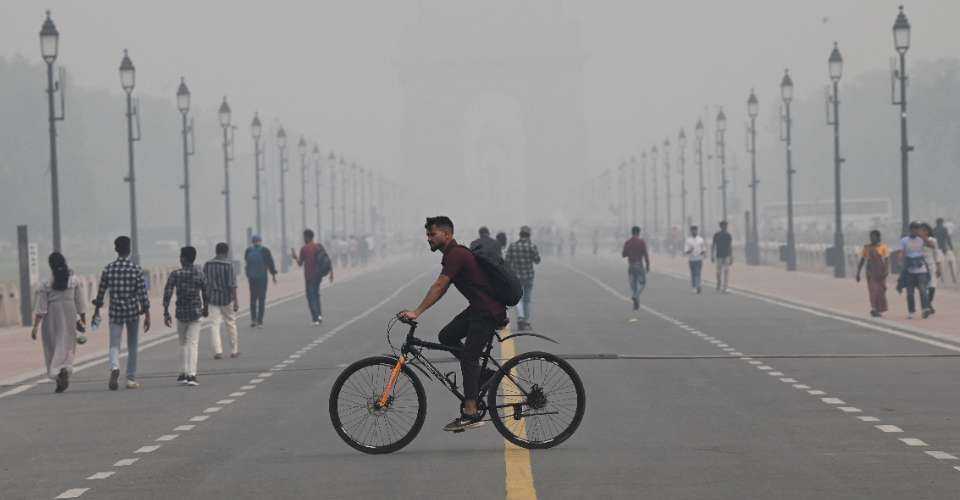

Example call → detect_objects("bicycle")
329 312 586 454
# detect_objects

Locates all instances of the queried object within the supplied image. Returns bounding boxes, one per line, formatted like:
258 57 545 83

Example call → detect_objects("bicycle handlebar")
395 312 418 327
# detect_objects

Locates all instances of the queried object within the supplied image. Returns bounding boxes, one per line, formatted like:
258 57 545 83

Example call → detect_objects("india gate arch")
396 1 587 230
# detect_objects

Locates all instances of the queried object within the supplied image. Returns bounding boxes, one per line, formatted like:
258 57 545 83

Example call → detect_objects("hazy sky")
2 0 959 178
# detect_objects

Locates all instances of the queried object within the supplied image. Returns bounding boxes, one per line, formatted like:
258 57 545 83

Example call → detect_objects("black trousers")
438 309 496 403
248 277 268 323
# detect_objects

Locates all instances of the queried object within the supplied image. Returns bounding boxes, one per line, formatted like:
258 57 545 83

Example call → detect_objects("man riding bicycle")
401 216 506 432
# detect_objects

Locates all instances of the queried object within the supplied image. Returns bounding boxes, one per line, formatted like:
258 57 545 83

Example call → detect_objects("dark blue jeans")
305 276 322 321
248 276 268 324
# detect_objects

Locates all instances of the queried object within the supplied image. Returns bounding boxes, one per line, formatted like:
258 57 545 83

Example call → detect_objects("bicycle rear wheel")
329 356 426 454
487 351 585 449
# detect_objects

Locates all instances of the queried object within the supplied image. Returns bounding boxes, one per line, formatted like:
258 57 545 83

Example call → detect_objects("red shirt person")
622 226 650 310
292 229 333 325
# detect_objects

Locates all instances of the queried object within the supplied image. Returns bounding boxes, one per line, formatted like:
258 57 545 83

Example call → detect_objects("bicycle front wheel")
329 356 426 454
487 351 585 449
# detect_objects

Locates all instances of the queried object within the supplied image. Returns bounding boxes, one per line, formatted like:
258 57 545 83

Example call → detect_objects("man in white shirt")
684 226 707 294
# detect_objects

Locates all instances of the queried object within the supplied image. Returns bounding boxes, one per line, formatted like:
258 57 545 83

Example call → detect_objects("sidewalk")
0 257 400 387
644 252 960 346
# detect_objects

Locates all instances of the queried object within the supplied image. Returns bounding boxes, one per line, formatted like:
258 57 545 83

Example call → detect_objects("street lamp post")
663 138 672 233
359 166 367 235
251 113 263 237
368 169 375 234
827 42 846 278
339 157 347 236
218 97 234 258
617 162 627 229
40 11 65 252
277 126 289 272
641 151 649 231
119 50 142 264
650 145 659 237
746 89 760 265
678 129 687 229
891 5 912 236
176 78 194 246
351 162 359 236
780 69 797 271
328 152 337 238
630 155 637 226
716 108 728 223
298 136 308 232
313 144 322 240
695 119 705 231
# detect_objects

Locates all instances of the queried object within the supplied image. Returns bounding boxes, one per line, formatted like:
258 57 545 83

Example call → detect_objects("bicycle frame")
377 320 530 410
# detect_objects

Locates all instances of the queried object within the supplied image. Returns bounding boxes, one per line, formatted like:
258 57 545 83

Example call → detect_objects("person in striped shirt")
204 243 239 359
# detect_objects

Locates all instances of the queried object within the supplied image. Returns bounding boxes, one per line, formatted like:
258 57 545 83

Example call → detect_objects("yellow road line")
501 327 538 500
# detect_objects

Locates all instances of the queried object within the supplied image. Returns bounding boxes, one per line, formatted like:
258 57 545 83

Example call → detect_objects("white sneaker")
907 313 914 320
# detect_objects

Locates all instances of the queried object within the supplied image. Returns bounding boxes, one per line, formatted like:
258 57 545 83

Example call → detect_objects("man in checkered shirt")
92 236 151 390
164 246 208 386
504 225 541 331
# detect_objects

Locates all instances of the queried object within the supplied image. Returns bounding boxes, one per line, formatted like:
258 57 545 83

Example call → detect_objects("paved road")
3 255 960 499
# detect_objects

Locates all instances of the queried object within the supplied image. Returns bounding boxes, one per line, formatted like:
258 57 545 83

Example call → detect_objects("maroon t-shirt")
441 242 507 323
299 242 326 281
622 237 649 265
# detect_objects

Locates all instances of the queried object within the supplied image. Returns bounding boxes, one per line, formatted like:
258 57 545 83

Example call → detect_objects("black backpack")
314 244 332 278
466 243 523 307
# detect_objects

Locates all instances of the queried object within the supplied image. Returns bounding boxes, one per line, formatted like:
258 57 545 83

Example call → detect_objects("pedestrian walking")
569 231 578 257
92 236 151 390
244 235 277 328
897 221 933 319
621 226 650 311
855 230 889 318
933 218 956 284
470 226 502 260
495 231 508 256
31 252 86 393
163 247 208 386
204 243 240 359
920 222 943 315
711 220 733 292
292 229 334 325
504 225 541 331
684 225 707 294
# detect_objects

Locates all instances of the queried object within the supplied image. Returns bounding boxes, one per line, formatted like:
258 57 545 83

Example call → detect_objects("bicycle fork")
377 356 407 408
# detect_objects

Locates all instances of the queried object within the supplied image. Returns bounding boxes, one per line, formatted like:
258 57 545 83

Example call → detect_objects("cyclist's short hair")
425 216 454 234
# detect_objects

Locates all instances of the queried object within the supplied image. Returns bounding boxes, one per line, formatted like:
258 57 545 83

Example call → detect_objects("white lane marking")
722 348 734 351
717 344 729 348
86 472 115 480
56 488 90 499
113 458 139 467
0 383 36 399
900 438 928 447
740 357 753 360
135 445 161 453
748 361 762 365
257 373 273 378
858 416 881 422
269 367 283 371
189 416 209 422
876 425 903 433
768 372 784 376
229 392 246 397
926 451 958 460
781 378 797 383
249 378 264 384
289 354 301 359
757 366 772 371
217 399 235 405
793 384 810 389
954 466 960 472
821 398 846 405
203 407 222 414
838 407 862 413
173 425 195 432
240 385 256 390
730 352 743 356
808 390 826 395
155 434 179 442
